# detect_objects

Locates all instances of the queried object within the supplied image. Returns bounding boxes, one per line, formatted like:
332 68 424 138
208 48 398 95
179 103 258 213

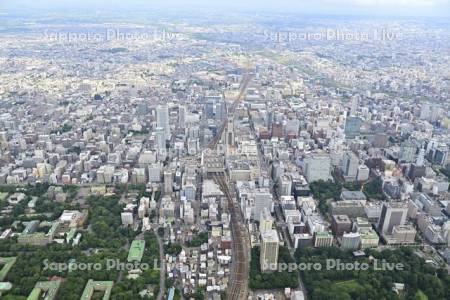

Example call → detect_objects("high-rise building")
155 127 166 157
416 148 425 166
259 208 273 234
314 231 333 247
271 122 283 138
419 103 431 120
304 153 331 183
156 105 170 140
131 168 146 184
254 191 273 222
350 95 359 116
148 163 162 183
331 215 352 236
179 106 186 127
121 212 133 226
279 175 292 196
433 147 448 166
356 165 370 181
342 151 359 181
260 229 279 272
359 229 379 248
344 116 362 139
164 171 173 194
0 131 8 149
392 225 416 244
226 116 234 147
215 101 227 120
378 202 408 234
341 232 361 250
399 142 416 163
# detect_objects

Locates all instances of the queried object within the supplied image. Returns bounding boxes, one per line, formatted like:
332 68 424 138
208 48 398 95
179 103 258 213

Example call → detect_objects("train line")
213 172 249 300
207 74 252 150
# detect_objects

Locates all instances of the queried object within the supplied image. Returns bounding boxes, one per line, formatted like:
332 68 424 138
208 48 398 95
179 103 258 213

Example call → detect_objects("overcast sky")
1 0 450 17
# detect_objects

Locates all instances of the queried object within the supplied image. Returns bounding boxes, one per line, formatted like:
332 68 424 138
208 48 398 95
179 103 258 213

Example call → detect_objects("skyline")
1 1 450 300
1 0 450 18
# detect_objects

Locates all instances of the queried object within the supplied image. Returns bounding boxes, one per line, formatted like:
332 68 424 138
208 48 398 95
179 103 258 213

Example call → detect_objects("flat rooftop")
27 280 61 300
0 257 17 281
80 280 114 300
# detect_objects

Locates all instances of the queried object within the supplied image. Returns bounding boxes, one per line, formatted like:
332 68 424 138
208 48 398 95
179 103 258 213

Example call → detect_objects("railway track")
207 74 252 150
213 173 249 300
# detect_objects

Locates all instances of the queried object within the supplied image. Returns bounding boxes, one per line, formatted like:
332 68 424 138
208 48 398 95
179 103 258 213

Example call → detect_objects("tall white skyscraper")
179 105 186 128
164 170 173 194
155 127 166 157
260 229 279 272
156 105 170 140
350 95 359 116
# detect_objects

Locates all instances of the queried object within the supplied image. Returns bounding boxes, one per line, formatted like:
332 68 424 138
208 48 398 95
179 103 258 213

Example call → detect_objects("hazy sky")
1 0 450 17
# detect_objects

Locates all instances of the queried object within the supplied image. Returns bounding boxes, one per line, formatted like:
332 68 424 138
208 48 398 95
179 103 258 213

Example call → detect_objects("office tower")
215 101 227 120
0 131 7 149
155 127 166 157
254 191 273 222
430 105 443 123
314 231 333 247
399 142 416 163
205 99 215 118
260 229 279 272
408 164 426 181
378 202 408 234
36 163 53 178
96 165 115 184
350 95 359 116
342 151 359 181
164 170 173 194
433 147 448 165
131 168 146 184
148 163 162 183
271 122 283 138
121 212 133 226
156 105 170 140
359 229 379 248
416 148 425 166
419 104 431 120
259 208 273 234
392 225 416 243
344 116 362 139
179 105 186 127
341 232 361 250
356 165 370 181
304 153 331 182
279 175 292 196
331 215 352 236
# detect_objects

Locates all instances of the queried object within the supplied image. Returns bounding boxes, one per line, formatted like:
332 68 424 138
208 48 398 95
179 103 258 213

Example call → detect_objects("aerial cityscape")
1 0 450 299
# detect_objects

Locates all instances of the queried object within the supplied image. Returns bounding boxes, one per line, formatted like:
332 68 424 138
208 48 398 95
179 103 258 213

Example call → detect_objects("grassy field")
333 280 363 293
